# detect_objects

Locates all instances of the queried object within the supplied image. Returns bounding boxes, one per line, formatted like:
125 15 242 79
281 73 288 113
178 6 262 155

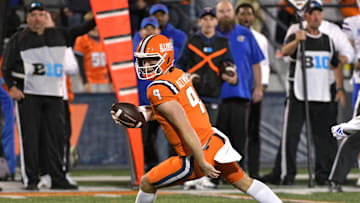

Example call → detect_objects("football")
111 102 146 128
219 61 236 77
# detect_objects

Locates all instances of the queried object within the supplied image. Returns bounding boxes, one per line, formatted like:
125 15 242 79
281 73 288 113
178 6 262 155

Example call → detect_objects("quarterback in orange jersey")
111 34 282 203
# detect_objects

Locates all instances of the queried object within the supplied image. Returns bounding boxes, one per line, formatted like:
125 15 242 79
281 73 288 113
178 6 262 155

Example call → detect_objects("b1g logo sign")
304 51 330 70
32 63 63 77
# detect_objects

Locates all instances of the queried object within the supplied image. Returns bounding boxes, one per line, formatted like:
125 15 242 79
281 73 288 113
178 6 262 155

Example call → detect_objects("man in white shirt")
284 19 354 65
236 2 270 179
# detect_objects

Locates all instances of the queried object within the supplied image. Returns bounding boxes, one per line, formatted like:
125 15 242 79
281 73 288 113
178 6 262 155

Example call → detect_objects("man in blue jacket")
149 3 187 59
215 0 264 169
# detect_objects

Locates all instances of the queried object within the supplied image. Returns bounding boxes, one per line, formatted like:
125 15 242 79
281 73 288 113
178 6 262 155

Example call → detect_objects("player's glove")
331 124 349 140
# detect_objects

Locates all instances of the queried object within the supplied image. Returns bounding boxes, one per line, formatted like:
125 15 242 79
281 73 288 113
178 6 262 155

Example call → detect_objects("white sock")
135 189 157 203
246 179 282 203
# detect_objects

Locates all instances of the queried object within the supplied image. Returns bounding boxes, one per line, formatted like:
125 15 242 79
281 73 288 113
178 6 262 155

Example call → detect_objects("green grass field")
0 192 359 203
0 168 359 202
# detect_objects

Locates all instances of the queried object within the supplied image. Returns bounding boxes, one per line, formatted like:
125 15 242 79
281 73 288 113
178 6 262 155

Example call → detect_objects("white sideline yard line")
71 174 358 182
93 194 123 198
0 195 26 199
72 176 131 182
296 173 358 180
166 190 341 203
165 185 360 195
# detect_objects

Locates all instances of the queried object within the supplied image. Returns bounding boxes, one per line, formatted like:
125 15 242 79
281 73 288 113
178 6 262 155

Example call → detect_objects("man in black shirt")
176 7 237 125
176 7 237 189
1 2 95 190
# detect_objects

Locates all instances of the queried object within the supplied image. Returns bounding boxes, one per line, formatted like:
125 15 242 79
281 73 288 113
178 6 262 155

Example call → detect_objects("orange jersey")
74 34 110 84
147 68 213 156
0 56 8 91
340 0 360 17
66 75 74 103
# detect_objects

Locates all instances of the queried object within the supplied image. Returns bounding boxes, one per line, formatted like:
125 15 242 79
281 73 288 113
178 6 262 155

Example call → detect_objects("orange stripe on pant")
147 135 244 187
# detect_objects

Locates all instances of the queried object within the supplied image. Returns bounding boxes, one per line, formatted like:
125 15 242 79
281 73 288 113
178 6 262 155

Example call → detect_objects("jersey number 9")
186 86 205 114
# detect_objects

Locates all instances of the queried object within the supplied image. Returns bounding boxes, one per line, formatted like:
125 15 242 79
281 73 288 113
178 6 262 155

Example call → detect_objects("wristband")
138 105 148 122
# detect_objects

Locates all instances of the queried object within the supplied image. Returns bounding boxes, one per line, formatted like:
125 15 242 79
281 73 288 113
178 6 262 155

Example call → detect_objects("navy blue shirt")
160 23 187 61
217 24 264 100
176 31 233 71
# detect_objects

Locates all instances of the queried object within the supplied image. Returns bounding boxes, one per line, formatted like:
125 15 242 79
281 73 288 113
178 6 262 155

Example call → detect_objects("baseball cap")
199 7 216 18
149 4 169 15
141 17 159 29
305 0 323 13
27 2 45 13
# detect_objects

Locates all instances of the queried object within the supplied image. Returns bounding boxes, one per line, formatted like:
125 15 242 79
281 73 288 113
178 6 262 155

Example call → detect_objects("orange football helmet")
134 34 174 80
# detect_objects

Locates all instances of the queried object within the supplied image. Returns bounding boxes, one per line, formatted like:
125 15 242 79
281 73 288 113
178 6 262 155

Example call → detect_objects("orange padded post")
90 0 143 186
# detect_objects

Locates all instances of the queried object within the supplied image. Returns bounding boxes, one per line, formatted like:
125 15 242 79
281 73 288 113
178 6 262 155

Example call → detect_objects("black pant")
17 95 67 186
63 101 71 173
204 102 219 126
216 98 250 167
271 92 338 183
39 101 71 175
247 100 262 178
329 134 360 184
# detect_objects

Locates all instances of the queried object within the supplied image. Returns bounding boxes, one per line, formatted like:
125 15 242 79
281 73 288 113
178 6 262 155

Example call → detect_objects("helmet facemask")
134 52 168 80
134 34 174 80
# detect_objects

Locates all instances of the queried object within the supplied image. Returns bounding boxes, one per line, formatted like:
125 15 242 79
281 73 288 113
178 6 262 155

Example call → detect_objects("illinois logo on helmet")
134 34 174 80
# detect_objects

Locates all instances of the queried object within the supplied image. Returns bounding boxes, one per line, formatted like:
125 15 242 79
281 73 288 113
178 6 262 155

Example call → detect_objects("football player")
111 34 282 203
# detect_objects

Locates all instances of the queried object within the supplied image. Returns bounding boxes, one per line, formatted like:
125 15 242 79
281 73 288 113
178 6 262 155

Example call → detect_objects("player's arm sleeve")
73 37 88 84
64 19 96 46
342 18 354 40
147 83 177 106
75 54 87 84
175 40 190 71
340 115 360 133
333 22 354 63
1 35 19 88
